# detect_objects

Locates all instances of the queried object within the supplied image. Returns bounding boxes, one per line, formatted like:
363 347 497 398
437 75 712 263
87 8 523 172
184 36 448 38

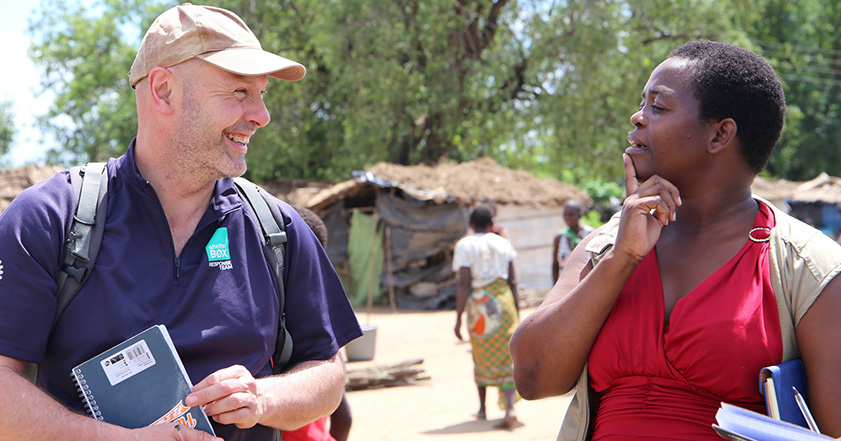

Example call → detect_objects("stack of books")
713 359 828 441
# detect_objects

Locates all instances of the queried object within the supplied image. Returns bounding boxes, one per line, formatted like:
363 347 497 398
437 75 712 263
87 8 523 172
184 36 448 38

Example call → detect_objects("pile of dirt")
0 165 64 214
259 178 334 207
366 157 590 207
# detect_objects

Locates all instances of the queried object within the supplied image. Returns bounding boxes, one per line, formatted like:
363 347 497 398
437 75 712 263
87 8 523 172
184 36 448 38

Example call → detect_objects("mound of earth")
366 157 590 207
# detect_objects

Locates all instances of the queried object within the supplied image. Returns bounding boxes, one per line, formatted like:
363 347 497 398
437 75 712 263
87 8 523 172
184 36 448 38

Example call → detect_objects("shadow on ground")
421 418 525 435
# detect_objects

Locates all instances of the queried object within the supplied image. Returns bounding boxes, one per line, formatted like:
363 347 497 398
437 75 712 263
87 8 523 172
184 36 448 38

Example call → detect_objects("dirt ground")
340 306 572 441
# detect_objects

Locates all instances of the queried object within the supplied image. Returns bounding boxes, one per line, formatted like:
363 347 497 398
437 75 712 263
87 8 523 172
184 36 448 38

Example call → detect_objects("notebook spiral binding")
71 368 103 420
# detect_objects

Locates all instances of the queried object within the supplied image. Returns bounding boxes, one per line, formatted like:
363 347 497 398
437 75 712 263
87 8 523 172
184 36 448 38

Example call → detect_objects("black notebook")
70 324 215 435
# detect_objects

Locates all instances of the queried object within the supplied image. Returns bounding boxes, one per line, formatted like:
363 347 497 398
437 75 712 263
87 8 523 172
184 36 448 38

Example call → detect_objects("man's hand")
615 153 681 261
186 365 264 429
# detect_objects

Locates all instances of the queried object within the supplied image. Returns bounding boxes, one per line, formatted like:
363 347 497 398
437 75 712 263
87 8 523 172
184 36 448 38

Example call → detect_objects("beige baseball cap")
129 3 306 87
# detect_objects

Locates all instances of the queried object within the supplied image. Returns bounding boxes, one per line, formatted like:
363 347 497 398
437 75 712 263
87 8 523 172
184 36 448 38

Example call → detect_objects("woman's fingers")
623 153 639 196
630 176 682 224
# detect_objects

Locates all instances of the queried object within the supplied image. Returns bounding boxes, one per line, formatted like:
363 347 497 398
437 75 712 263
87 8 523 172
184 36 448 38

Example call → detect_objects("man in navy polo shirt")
0 5 361 441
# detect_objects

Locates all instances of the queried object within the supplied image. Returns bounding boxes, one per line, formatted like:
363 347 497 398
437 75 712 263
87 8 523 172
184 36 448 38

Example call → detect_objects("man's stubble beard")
174 85 248 183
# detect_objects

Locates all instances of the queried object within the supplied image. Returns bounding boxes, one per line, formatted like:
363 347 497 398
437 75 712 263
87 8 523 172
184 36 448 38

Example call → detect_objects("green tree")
27 0 168 164
32 0 805 189
0 100 14 164
742 0 841 180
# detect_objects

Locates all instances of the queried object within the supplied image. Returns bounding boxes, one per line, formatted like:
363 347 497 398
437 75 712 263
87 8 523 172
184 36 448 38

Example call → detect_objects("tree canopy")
0 101 14 164
23 0 841 191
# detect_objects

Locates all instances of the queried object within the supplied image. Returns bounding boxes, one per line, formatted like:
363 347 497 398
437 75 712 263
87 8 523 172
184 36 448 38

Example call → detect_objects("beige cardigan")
557 199 841 441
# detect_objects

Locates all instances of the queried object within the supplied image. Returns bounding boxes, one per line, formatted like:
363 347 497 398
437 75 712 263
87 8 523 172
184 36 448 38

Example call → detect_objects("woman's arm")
793 273 841 436
454 267 472 341
508 261 520 313
510 154 681 400
509 232 640 399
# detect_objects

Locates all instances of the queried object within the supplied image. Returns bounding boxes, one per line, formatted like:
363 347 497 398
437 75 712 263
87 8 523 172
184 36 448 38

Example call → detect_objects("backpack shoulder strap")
26 162 109 383
55 162 109 329
232 177 293 374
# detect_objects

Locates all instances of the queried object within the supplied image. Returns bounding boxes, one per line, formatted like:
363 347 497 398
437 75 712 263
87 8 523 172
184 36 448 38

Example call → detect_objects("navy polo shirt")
0 140 361 440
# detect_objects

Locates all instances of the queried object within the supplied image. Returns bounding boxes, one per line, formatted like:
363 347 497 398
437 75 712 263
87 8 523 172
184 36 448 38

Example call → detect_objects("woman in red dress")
510 40 841 440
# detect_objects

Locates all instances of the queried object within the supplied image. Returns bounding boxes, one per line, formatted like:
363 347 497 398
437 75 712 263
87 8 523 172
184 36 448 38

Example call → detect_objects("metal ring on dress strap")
748 227 772 243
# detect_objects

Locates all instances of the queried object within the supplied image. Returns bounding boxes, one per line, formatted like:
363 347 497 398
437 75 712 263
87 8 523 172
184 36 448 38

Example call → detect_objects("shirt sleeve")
0 172 74 363
452 238 472 270
277 201 362 365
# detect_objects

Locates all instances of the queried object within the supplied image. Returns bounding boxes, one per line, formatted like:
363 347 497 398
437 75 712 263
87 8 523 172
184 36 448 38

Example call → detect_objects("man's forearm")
0 360 131 441
257 353 346 430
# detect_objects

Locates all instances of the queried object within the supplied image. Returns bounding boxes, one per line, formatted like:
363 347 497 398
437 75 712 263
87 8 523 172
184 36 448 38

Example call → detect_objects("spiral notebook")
70 324 215 435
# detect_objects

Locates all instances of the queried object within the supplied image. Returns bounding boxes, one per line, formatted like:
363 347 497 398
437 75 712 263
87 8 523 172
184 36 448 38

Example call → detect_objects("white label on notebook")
100 339 157 386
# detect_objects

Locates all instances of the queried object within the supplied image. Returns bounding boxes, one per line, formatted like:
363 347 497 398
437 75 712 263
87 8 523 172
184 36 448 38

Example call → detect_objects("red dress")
281 417 336 441
587 202 781 440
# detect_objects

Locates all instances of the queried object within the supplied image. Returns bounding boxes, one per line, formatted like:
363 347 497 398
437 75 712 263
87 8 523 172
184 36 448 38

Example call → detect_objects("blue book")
70 324 215 435
759 359 809 428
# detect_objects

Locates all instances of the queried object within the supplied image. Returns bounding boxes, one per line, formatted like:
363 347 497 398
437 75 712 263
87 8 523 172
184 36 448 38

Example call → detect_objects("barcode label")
100 339 157 386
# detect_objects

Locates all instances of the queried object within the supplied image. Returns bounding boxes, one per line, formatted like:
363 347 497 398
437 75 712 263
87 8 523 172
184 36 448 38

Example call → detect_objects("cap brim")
198 48 306 82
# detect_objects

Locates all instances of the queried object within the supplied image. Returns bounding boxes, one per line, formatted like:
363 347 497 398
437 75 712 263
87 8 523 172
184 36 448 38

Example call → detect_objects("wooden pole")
385 225 397 312
366 210 378 325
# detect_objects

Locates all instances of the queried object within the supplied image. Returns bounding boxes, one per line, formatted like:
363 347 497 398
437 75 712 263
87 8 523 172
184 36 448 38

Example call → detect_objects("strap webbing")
233 178 292 373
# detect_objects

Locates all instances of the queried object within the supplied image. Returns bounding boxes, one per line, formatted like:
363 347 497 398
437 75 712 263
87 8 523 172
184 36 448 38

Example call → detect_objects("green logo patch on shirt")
206 228 231 262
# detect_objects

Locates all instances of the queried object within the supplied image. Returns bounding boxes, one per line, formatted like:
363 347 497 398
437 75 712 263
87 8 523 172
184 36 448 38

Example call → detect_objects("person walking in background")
551 200 594 282
285 206 352 441
511 40 841 439
453 205 521 429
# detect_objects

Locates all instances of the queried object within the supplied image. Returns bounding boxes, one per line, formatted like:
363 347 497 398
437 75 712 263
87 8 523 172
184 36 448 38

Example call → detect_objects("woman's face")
626 57 715 185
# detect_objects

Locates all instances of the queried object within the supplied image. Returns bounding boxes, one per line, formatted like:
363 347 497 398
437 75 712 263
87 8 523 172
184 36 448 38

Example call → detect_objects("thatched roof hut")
307 158 591 309
0 165 64 214
308 157 590 211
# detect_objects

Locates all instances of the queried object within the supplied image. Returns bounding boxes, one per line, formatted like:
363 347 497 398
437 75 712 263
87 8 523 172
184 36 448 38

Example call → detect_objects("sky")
1 1 57 166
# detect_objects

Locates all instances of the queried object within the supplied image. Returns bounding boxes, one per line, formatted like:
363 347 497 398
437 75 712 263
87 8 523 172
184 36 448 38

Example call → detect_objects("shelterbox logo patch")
206 228 233 271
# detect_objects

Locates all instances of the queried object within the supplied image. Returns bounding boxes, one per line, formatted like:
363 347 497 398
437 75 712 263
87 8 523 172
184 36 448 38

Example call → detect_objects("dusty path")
341 307 572 441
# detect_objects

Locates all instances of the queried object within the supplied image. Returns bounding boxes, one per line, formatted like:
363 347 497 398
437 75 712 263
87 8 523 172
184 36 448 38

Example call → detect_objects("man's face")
170 60 271 180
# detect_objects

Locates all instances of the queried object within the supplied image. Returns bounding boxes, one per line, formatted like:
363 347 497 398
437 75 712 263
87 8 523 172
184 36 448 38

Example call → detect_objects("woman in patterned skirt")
453 205 521 429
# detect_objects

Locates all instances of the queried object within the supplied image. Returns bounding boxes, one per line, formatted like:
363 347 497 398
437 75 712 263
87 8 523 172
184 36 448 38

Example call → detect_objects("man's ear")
709 118 737 155
146 67 177 116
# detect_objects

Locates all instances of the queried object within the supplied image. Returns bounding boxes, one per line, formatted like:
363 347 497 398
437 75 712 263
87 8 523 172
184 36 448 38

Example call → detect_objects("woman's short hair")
669 40 786 174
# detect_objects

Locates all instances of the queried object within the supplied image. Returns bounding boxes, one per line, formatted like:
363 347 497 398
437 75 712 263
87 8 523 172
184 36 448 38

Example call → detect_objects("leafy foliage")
24 0 841 188
744 0 841 180
0 101 14 163
27 0 169 164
